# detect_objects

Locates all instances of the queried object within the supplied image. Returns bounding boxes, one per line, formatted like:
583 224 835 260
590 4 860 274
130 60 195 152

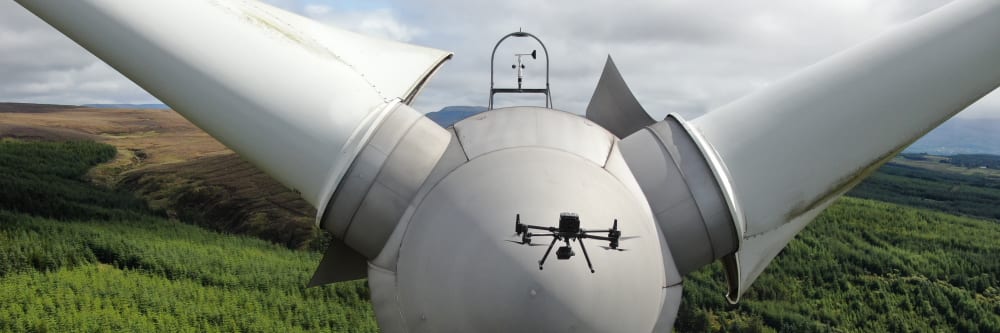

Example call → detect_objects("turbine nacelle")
16 0 1000 332
366 107 680 332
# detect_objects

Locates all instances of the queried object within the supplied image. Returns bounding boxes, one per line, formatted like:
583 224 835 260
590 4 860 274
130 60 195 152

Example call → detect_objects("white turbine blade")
15 0 452 211
585 56 656 138
689 0 1000 301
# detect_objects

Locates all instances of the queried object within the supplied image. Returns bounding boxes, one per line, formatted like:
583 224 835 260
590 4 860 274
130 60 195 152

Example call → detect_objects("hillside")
848 162 1000 221
82 103 171 110
893 153 1000 176
0 103 483 250
1 139 998 332
0 102 322 250
2 103 1000 331
0 102 489 250
117 153 320 250
0 139 375 332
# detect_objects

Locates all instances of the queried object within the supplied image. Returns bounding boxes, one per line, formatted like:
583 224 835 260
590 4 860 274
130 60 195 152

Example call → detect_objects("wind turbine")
14 0 1000 331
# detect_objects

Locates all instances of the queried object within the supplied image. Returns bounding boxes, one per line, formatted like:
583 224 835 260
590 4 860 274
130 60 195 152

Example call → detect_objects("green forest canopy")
1 139 998 332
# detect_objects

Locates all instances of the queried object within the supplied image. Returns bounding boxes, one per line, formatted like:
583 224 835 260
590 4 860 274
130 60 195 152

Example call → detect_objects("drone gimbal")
512 213 623 273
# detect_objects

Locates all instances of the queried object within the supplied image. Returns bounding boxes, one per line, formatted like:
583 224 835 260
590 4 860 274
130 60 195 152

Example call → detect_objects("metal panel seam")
449 126 472 161
369 263 407 333
601 138 617 168
340 111 428 243
314 100 400 227
644 124 720 261
670 113 747 303
403 54 453 105
241 0 392 101
672 114 745 244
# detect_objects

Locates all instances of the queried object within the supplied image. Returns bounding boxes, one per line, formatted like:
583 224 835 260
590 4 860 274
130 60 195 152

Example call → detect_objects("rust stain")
784 144 909 222
226 2 390 100
783 115 950 223
212 0 342 63
242 13 315 51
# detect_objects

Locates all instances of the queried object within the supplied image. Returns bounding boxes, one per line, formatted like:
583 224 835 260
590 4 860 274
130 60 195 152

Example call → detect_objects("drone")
511 213 629 273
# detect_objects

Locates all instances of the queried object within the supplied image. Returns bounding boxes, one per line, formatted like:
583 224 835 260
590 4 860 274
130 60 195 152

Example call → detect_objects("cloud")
0 2 153 104
0 0 995 120
303 4 421 42
394 0 993 118
962 94 1000 119
0 0 420 105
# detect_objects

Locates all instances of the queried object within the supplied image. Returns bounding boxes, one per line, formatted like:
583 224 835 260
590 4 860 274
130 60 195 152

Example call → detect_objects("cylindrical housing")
619 115 737 276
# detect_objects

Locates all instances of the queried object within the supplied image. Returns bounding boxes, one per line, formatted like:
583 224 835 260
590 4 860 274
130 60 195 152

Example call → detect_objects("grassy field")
2 121 999 331
0 139 375 332
892 154 1000 178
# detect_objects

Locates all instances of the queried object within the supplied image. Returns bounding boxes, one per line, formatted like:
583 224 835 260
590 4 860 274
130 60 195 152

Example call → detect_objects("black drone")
510 213 629 273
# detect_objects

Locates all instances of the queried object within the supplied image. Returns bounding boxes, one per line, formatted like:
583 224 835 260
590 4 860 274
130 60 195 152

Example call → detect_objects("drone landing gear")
537 237 595 273
513 213 623 273
537 237 558 270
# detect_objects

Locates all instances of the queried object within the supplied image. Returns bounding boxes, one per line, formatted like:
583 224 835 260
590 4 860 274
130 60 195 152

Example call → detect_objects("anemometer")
488 30 552 109
513 50 536 90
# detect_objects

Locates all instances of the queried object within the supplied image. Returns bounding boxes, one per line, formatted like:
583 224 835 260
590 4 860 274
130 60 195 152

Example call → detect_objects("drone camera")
556 246 575 260
558 213 580 233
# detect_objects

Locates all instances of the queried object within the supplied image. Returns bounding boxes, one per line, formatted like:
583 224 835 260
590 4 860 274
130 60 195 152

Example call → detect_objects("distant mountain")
80 104 489 126
425 106 488 127
57 104 1000 156
905 117 1000 155
82 103 171 110
0 102 81 113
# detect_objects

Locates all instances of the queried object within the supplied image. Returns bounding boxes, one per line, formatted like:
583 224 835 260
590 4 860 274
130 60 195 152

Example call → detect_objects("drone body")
14 0 1000 332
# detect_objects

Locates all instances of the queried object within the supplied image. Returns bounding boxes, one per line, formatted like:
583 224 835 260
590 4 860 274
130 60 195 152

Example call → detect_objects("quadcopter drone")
511 213 630 273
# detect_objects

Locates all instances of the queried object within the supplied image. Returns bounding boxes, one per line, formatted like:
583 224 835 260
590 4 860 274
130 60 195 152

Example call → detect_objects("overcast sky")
1 0 997 119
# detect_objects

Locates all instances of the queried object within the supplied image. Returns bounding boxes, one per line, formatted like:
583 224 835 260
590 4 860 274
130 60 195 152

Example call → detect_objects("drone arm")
523 225 558 233
579 234 615 242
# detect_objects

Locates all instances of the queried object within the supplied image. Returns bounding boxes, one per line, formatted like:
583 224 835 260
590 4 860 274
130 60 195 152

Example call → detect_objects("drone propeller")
608 219 621 239
514 213 526 235
505 240 548 247
601 235 638 251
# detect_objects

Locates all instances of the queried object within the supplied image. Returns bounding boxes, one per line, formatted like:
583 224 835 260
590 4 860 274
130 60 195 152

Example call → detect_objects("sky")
1 0 998 119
